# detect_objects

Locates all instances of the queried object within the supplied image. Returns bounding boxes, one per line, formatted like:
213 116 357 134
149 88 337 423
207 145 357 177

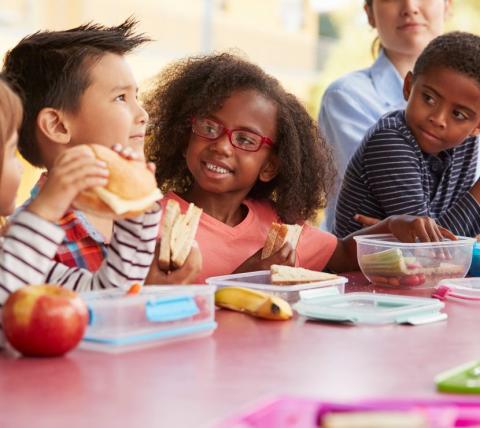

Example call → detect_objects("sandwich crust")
158 200 203 271
270 264 339 285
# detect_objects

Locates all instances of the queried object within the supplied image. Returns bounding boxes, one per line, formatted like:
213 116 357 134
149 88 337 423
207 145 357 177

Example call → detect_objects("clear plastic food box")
206 270 347 303
354 234 475 289
79 285 216 353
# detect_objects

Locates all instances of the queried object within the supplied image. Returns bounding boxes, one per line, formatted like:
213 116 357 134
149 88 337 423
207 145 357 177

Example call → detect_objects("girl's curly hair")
144 53 336 224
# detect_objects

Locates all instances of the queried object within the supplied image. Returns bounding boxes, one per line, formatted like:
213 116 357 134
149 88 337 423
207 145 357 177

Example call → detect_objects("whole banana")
215 287 293 320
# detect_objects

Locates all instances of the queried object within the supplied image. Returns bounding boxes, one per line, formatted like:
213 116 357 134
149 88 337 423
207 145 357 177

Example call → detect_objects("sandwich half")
158 200 202 270
270 264 339 285
261 222 303 259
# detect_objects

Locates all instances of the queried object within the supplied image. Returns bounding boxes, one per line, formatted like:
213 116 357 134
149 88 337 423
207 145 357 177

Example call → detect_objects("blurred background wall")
0 0 478 204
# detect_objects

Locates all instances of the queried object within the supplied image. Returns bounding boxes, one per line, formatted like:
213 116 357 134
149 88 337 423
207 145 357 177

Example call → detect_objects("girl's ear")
258 154 279 183
403 72 414 101
364 3 375 28
36 108 71 144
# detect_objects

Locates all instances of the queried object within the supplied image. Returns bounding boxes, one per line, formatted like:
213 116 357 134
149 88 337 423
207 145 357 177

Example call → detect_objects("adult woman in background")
319 0 452 232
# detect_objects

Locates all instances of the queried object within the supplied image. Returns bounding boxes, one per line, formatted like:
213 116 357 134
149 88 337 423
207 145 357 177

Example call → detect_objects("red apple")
2 284 88 357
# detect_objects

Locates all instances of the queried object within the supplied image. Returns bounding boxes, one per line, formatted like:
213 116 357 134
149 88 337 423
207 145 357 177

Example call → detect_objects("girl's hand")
145 241 203 285
233 242 296 274
27 145 109 222
388 215 457 243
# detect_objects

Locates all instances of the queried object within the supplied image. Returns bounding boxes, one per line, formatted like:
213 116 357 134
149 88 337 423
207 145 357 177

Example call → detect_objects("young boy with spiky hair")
3 18 202 283
3 18 154 272
335 31 480 239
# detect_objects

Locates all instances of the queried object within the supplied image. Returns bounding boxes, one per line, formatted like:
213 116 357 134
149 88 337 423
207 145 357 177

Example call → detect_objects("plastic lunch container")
434 278 480 302
354 234 475 289
206 270 347 303
79 285 216 353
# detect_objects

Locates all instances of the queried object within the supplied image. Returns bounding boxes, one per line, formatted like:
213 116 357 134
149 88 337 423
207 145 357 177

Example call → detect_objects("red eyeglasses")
192 117 274 152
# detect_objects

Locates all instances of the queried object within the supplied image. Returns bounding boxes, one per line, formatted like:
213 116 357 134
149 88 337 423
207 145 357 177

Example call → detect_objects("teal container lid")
293 292 446 325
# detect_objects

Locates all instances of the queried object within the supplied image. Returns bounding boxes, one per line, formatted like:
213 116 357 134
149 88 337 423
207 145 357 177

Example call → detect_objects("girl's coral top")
160 192 337 283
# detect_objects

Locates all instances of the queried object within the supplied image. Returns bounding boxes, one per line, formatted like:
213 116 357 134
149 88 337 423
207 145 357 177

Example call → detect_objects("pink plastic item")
433 285 480 302
216 396 480 428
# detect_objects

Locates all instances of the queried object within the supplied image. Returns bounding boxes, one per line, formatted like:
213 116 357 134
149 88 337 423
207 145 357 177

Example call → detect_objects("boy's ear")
258 154 279 183
36 108 71 144
469 123 480 137
364 3 375 28
403 72 414 101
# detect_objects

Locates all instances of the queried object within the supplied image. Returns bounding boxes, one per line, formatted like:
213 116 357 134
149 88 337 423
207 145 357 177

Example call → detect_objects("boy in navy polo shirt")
335 32 480 239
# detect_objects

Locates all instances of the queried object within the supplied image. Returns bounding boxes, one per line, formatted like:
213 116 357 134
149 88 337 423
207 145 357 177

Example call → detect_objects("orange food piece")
126 283 142 295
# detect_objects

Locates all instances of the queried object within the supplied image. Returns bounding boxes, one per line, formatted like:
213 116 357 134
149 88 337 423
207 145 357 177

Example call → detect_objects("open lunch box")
206 270 347 303
79 285 217 353
354 234 475 289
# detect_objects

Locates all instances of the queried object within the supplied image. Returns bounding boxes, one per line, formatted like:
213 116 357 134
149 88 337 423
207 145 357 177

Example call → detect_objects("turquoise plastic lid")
293 292 446 325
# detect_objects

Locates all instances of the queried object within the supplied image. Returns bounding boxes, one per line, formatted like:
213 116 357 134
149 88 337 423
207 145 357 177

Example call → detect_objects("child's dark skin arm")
469 179 480 204
233 242 295 274
326 215 457 273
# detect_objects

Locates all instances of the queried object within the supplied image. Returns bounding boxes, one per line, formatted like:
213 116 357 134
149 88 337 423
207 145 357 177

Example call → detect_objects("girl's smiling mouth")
203 161 233 175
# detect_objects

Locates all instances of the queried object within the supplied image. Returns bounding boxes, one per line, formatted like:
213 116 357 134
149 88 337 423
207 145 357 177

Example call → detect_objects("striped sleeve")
46 203 161 292
0 210 65 307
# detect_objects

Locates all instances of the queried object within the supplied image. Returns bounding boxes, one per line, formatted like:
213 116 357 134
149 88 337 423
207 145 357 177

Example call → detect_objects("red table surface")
1 276 480 428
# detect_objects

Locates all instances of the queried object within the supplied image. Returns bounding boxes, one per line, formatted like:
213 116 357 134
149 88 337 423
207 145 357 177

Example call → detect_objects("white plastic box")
206 270 347 303
79 285 216 353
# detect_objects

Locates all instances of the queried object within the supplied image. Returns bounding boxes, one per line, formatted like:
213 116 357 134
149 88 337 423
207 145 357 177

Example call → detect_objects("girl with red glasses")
144 53 454 283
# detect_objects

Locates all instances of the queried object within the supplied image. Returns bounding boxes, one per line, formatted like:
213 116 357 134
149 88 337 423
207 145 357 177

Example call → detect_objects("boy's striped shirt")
0 205 161 334
335 110 480 237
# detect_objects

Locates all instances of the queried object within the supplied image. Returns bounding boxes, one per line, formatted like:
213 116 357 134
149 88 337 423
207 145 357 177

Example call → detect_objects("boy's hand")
354 213 381 227
145 241 203 285
388 215 456 243
27 145 109 222
233 242 295 274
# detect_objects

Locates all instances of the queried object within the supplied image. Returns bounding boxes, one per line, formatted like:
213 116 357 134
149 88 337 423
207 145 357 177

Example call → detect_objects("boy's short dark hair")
2 17 150 167
413 31 480 86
